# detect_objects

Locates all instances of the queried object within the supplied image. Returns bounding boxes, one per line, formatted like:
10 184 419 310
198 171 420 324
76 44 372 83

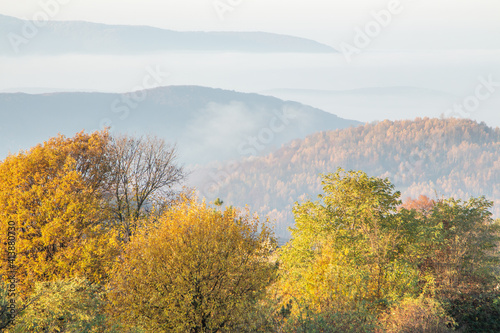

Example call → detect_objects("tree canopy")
279 169 417 310
108 197 277 332
0 130 185 294
2 129 499 332
276 169 500 331
198 118 500 237
0 131 118 293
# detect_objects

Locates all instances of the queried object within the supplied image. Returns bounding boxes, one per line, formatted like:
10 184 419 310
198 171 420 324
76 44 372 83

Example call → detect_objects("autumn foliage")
274 169 500 332
0 131 119 293
201 118 500 237
1 131 499 332
108 198 277 332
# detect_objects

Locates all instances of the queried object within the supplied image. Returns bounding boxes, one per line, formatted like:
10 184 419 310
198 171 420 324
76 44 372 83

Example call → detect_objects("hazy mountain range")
2 88 499 241
2 12 498 245
0 14 335 55
0 85 359 164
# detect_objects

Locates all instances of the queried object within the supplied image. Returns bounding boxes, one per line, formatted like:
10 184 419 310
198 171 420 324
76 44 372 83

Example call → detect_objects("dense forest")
1 132 499 332
196 118 500 238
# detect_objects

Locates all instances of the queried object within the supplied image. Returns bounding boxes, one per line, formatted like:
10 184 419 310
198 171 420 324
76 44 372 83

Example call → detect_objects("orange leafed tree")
401 195 435 214
0 131 119 293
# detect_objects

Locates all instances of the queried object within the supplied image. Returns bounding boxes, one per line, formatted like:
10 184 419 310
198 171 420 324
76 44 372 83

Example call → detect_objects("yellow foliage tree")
278 169 420 314
107 197 277 332
0 131 120 293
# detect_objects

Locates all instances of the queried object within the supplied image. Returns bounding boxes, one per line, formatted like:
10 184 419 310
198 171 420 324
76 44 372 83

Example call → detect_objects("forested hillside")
194 118 500 237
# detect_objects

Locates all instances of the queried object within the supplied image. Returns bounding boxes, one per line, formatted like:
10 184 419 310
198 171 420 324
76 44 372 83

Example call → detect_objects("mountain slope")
191 118 500 237
0 14 335 55
0 85 359 164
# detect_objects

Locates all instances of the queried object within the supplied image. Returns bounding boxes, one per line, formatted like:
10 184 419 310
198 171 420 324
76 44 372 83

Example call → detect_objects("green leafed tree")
415 197 500 296
277 168 500 331
8 278 112 333
279 169 420 311
401 196 500 332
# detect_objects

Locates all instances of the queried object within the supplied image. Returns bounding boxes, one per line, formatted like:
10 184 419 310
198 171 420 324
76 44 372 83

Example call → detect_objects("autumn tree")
397 196 500 331
278 169 420 314
400 195 435 214
0 130 186 294
0 131 120 293
276 169 500 331
106 134 185 242
107 197 277 332
399 196 500 296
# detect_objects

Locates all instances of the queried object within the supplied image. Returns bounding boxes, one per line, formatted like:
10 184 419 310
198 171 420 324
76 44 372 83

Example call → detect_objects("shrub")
10 278 109 333
378 297 455 333
443 291 500 332
282 301 379 333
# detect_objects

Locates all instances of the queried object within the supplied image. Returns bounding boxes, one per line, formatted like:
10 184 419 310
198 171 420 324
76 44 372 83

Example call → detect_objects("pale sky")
1 0 500 49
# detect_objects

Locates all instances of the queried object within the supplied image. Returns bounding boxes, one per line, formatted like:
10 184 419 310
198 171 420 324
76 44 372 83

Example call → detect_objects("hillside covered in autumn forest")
192 118 500 238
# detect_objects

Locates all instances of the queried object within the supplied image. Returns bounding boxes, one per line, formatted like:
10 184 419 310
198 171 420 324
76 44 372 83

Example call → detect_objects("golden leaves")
108 198 277 332
0 130 117 293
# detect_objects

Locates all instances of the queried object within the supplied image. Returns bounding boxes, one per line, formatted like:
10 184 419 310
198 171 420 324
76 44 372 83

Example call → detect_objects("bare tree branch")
106 134 186 242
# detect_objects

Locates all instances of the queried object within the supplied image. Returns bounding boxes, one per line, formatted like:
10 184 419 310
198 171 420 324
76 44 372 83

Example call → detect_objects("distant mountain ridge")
262 86 456 97
260 86 470 125
191 118 500 238
0 14 336 55
0 85 359 164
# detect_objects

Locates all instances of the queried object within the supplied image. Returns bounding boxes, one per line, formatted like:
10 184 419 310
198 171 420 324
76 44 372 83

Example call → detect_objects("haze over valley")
0 86 359 164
